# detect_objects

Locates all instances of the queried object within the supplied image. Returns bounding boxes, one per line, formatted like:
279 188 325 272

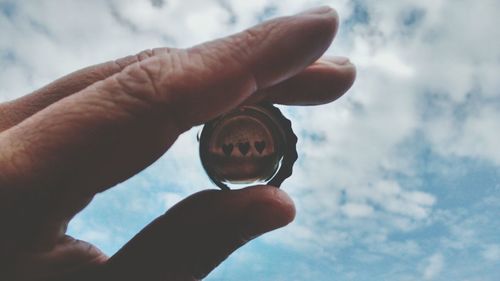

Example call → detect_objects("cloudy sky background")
1 0 500 280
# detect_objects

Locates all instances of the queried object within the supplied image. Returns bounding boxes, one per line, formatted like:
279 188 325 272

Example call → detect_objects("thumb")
103 186 295 281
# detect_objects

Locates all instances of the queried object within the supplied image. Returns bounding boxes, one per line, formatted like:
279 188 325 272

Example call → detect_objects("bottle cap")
199 103 297 190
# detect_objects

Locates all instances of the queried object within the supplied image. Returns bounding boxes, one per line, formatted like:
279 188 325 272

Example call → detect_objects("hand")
0 6 355 281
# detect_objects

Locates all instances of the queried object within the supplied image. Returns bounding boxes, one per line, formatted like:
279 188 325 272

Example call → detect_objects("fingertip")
338 58 357 96
285 5 340 72
235 185 296 235
322 56 357 96
296 6 339 43
164 185 296 227
215 5 340 90
248 185 296 223
181 185 296 231
262 56 356 106
264 187 296 227
320 56 357 76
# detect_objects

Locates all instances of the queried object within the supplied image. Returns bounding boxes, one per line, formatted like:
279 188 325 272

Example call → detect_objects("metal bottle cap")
199 103 298 190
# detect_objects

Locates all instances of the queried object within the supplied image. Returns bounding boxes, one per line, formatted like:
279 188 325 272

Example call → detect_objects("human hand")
0 6 355 281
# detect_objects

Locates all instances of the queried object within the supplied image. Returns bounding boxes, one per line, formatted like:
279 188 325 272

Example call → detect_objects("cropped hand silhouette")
0 6 355 281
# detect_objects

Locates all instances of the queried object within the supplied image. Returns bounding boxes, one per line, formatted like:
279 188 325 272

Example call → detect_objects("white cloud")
427 105 500 165
160 191 184 208
422 252 444 280
341 202 374 218
482 244 500 262
78 229 111 244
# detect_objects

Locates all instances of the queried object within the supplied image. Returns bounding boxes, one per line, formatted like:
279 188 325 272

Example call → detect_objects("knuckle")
113 56 165 104
105 50 191 131
112 50 152 70
135 49 155 61
113 47 175 70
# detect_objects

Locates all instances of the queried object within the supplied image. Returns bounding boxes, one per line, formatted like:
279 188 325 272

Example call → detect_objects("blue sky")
1 0 500 280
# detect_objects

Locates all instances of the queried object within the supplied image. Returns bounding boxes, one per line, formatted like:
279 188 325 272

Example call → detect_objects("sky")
1 0 500 280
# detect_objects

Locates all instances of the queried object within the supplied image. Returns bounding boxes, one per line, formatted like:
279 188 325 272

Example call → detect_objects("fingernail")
330 56 351 65
296 6 335 16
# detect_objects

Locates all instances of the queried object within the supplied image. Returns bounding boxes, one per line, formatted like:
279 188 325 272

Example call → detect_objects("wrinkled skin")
0 6 355 281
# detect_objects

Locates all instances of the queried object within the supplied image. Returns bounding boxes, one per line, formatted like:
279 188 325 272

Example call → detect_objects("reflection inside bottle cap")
199 104 297 190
